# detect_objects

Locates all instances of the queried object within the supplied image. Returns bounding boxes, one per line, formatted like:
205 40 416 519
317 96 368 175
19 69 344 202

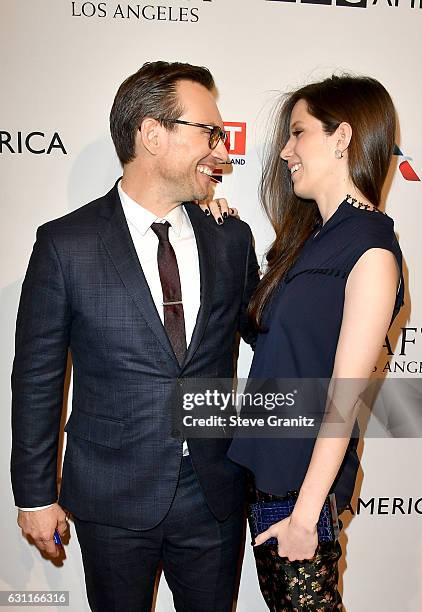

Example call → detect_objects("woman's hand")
196 197 238 224
254 515 318 561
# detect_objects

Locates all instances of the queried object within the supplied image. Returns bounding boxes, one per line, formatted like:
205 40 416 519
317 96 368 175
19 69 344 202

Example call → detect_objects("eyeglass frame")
139 119 227 150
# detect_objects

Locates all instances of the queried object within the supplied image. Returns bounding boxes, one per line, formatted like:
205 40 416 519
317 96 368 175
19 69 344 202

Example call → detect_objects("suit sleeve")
238 226 260 348
11 226 71 508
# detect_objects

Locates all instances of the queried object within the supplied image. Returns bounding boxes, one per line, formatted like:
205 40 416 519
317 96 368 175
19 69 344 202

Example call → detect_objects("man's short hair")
110 61 215 165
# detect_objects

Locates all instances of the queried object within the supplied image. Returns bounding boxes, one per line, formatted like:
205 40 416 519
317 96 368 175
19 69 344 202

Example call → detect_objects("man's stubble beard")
160 164 208 204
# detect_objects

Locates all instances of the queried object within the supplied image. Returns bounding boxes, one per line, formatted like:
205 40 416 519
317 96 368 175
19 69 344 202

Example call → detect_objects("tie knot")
151 221 171 242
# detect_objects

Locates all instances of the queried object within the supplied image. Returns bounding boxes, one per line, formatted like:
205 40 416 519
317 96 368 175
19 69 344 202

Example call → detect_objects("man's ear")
138 117 161 155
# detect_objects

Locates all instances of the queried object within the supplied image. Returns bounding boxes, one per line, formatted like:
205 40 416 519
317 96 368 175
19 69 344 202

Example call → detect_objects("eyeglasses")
164 119 228 150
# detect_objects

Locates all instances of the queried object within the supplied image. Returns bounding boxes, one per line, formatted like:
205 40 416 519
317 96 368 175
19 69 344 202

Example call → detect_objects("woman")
206 74 404 610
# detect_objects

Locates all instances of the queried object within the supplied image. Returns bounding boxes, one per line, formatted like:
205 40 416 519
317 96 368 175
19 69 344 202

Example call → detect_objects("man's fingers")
35 537 60 558
17 504 68 558
56 517 69 537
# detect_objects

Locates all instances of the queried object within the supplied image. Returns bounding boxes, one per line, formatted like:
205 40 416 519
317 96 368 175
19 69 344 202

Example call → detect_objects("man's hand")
17 503 69 558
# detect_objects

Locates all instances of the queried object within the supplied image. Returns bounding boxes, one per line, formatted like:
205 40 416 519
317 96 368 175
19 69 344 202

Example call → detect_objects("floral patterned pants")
249 482 344 611
253 538 343 611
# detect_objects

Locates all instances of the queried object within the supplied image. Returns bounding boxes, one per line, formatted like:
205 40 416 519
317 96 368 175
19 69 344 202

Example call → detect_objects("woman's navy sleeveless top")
228 198 404 508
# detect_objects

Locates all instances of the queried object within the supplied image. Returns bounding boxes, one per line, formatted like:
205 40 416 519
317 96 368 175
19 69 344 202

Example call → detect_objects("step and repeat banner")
1 1 421 610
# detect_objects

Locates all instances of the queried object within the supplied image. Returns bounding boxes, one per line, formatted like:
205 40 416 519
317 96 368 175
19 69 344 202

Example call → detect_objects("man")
11 61 259 612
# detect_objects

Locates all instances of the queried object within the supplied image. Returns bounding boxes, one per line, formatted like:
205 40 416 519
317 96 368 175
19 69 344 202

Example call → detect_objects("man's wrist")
18 503 56 511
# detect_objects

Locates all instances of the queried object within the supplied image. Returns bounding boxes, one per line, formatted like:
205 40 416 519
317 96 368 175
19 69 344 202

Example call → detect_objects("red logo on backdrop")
399 160 420 181
394 145 420 181
224 122 247 155
211 122 247 182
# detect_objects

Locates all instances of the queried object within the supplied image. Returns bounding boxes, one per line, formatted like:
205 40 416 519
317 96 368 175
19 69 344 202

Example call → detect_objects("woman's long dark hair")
249 74 397 328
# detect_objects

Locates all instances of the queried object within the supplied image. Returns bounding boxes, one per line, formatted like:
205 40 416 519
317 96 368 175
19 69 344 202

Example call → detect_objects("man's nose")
212 138 230 163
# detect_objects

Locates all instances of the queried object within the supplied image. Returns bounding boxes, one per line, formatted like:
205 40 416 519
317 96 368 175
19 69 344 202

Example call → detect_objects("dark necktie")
151 221 187 365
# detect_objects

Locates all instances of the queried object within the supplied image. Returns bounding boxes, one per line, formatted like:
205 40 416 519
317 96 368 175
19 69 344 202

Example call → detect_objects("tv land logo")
266 0 422 8
212 122 247 183
71 0 212 21
394 145 421 182
0 131 67 155
225 122 247 156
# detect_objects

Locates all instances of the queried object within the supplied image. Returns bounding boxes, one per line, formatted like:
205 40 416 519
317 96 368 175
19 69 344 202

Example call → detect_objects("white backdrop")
1 1 421 610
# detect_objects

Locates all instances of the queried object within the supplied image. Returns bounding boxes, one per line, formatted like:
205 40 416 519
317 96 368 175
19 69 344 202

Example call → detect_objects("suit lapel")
97 185 177 363
182 203 216 369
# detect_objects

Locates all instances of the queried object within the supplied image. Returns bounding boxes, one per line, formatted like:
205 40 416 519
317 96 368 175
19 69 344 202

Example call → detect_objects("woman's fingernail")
217 217 223 225
204 209 210 216
223 212 228 219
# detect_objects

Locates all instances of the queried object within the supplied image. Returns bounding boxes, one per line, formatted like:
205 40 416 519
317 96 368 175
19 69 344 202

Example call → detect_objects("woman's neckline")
312 195 388 239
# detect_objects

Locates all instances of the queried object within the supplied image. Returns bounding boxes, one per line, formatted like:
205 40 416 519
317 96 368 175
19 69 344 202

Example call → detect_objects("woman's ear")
336 121 353 153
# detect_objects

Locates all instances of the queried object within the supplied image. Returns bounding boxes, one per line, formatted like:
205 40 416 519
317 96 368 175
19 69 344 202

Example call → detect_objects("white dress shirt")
118 181 201 347
20 181 200 510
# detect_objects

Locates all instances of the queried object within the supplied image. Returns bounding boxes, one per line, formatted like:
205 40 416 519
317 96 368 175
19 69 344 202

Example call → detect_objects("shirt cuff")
18 504 55 511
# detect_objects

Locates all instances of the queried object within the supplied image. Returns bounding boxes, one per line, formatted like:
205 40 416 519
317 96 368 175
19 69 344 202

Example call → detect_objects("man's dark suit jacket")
11 183 259 530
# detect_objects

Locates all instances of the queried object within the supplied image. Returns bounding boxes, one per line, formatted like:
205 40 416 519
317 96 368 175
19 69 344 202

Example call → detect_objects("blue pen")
53 530 62 546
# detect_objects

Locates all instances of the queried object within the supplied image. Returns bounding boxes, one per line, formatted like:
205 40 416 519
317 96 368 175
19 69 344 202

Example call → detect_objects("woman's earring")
335 149 343 159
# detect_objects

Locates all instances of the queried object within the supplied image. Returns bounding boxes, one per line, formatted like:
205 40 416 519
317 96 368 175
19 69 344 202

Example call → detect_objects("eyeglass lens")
209 127 226 150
